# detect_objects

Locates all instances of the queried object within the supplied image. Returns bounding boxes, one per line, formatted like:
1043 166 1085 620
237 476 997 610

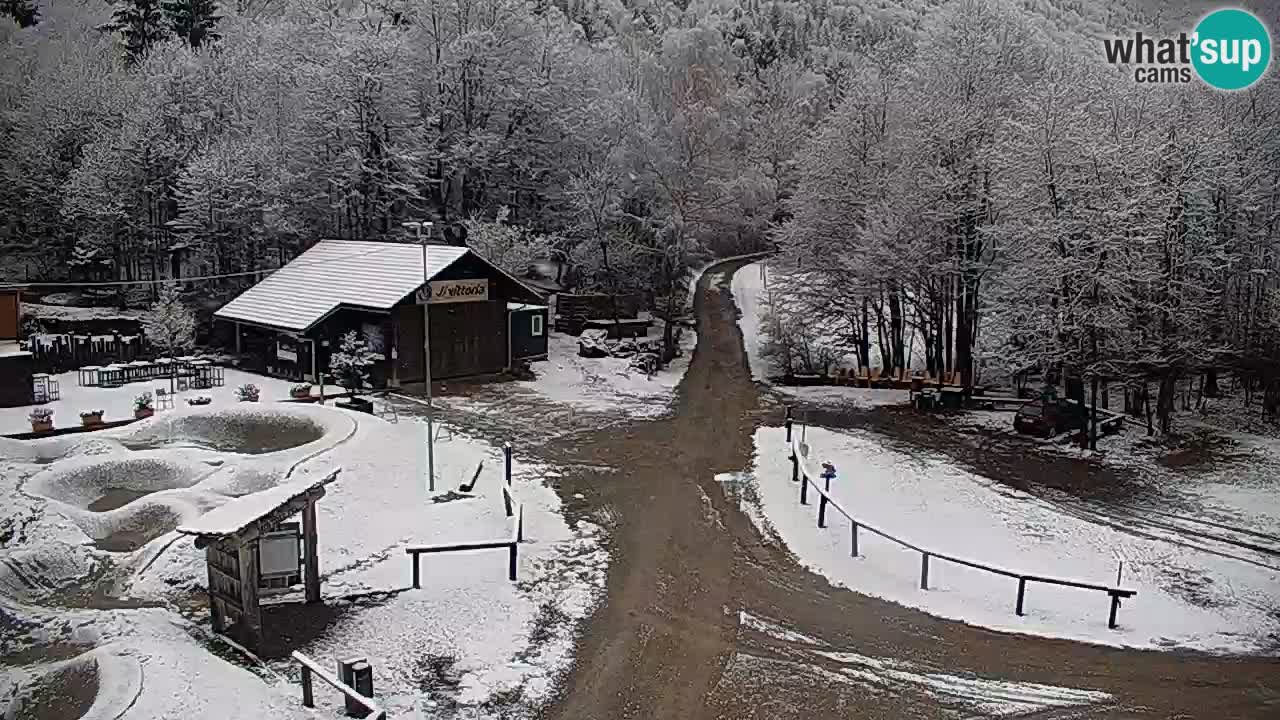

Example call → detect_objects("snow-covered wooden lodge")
214 240 548 386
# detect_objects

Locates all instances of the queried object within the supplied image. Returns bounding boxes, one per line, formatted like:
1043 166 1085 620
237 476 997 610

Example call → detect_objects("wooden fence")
405 443 525 586
26 333 149 374
292 651 386 719
783 408 1137 629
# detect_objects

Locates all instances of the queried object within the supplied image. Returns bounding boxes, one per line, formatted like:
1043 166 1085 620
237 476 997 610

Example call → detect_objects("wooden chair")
155 388 175 410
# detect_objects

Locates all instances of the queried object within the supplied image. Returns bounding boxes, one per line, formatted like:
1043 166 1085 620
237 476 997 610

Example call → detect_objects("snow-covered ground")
743 425 1280 654
729 611 1115 717
513 329 695 420
0 367 304 434
2 390 606 717
730 262 771 383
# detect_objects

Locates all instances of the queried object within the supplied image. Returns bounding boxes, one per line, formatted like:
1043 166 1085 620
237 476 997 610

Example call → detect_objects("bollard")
300 664 314 708
785 406 793 442
920 553 930 590
851 522 859 557
338 657 369 717
411 554 420 589
1015 577 1027 616
508 542 518 581
504 442 513 486
349 661 374 718
800 475 809 505
1107 593 1122 629
790 452 799 483
817 495 828 528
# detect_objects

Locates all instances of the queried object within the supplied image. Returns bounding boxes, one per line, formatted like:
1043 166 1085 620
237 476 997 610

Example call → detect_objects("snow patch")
748 425 1280 653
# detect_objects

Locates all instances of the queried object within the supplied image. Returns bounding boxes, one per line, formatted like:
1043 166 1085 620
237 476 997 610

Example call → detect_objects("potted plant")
28 408 53 433
134 392 155 419
187 395 212 406
79 409 104 427
235 383 260 402
290 383 312 400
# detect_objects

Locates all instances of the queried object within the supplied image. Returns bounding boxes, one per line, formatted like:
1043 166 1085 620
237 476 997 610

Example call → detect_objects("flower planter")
30 420 53 433
134 408 154 420
80 414 104 427
336 398 374 415
290 391 311 399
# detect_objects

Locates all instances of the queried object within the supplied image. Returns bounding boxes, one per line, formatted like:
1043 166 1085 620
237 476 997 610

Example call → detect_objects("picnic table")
78 365 101 387
32 373 60 403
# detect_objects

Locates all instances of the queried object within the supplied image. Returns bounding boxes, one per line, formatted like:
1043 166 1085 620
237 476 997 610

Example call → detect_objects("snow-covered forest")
2 0 1278 432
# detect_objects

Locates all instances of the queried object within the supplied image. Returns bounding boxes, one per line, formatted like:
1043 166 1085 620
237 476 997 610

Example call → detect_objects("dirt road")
534 261 1280 720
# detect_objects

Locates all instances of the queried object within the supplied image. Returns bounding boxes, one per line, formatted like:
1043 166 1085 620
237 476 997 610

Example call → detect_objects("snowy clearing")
745 425 1280 653
1 398 606 718
513 329 695 420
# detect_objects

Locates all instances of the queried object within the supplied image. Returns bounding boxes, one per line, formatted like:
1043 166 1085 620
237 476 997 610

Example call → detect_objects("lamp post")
402 220 436 493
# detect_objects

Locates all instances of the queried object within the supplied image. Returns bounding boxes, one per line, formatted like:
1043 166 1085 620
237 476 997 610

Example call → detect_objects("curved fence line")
783 408 1137 629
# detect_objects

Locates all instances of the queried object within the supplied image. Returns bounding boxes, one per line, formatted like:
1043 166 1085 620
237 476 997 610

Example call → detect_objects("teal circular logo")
1192 9 1271 90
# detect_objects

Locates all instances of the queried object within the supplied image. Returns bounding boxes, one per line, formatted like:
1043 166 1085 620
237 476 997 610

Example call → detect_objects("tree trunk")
1203 368 1220 398
1089 374 1099 451
1156 372 1179 434
888 289 905 377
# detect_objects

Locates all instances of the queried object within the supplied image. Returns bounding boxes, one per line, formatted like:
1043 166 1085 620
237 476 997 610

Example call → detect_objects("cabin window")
531 314 544 337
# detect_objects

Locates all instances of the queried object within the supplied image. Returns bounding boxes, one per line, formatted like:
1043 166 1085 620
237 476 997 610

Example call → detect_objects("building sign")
276 340 298 363
417 279 489 304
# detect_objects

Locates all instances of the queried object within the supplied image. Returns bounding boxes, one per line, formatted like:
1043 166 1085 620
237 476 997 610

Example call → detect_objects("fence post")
1016 578 1027 616
1107 593 1121 629
504 442 513 486
851 522 859 557
817 495 827 528
300 663 314 708
516 504 524 543
508 542 518 581
785 406 793 442
920 553 930 590
790 450 799 483
411 554 420 589
799 475 808 505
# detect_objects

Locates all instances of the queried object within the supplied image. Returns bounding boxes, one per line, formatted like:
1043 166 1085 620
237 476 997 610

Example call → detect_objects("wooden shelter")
177 470 340 649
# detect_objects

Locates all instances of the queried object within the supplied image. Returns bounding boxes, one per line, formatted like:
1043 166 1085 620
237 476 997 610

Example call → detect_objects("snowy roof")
177 471 338 539
214 240 470 332
0 341 29 358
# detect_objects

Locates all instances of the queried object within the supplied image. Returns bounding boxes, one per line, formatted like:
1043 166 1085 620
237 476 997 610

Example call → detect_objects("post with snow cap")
403 219 436 493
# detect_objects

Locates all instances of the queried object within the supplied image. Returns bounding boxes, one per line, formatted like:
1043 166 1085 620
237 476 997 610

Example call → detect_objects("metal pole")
421 230 435 493
311 338 324 406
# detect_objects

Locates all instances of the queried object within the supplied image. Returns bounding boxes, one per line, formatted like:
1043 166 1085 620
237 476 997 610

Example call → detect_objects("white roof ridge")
213 240 470 332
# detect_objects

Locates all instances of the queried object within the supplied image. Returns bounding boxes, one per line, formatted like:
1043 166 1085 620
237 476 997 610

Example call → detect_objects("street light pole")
403 221 436 493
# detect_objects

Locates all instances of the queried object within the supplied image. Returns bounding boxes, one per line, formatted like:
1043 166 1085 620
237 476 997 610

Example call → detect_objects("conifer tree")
0 0 38 27
108 0 168 66
163 0 220 49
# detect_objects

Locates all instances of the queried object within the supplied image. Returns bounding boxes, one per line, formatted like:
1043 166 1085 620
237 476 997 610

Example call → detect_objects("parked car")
1013 399 1083 438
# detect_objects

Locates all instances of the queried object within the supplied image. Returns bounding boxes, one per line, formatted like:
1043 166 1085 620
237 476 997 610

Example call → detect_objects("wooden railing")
292 651 386 720
783 408 1137 629
406 468 525 588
